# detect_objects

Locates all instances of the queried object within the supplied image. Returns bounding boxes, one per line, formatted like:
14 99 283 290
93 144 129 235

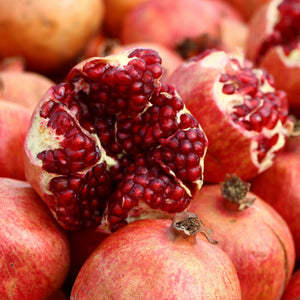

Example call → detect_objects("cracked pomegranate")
189 174 296 300
246 0 300 111
24 48 208 232
167 49 293 183
70 212 241 299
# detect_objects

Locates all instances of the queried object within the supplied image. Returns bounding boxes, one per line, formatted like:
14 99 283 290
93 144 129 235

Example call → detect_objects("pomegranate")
0 100 31 180
282 269 300 300
103 0 149 37
0 56 25 72
0 71 54 112
24 48 208 233
246 0 300 111
70 212 241 299
188 174 296 300
167 49 293 183
223 0 272 20
250 150 300 260
0 177 70 300
121 0 247 59
67 228 109 280
0 0 105 74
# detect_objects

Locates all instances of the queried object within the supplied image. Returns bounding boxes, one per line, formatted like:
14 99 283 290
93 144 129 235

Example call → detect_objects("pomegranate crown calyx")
220 174 256 210
172 212 218 244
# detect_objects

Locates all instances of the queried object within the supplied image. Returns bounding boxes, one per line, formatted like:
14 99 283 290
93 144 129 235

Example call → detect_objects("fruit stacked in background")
0 0 300 299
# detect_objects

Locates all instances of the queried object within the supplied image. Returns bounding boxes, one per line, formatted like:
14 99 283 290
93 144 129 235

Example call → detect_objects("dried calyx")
172 211 218 244
221 174 256 210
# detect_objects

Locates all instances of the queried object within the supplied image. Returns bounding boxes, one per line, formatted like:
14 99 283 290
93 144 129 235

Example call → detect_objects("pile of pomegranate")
0 0 299 299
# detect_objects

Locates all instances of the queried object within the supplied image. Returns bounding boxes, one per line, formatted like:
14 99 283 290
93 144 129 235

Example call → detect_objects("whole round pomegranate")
223 0 272 20
70 212 241 299
121 0 247 59
103 0 149 37
246 0 300 111
0 0 104 74
0 177 70 300
0 71 54 112
281 269 300 300
250 150 300 260
167 49 293 183
0 100 31 180
188 175 296 300
24 47 208 233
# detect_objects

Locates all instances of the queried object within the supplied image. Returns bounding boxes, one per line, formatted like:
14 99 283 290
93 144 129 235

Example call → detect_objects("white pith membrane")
26 49 207 231
265 0 300 65
202 51 290 172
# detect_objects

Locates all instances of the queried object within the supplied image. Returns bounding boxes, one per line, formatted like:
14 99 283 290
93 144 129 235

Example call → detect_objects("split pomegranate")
121 0 247 59
250 150 300 260
167 49 293 183
70 212 241 299
246 0 300 110
24 48 208 232
188 174 296 300
281 268 300 300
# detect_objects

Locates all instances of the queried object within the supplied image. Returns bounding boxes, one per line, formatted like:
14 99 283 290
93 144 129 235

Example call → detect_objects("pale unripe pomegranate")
0 0 105 74
24 48 208 232
70 212 242 299
167 49 293 182
189 175 296 300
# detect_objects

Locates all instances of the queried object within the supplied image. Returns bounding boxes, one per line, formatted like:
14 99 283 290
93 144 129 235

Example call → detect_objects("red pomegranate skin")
188 184 296 300
281 268 300 300
0 100 31 180
251 151 300 260
70 218 242 299
0 177 70 300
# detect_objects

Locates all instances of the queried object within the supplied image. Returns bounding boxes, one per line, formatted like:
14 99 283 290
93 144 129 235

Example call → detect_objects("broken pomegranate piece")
167 49 293 183
24 48 208 232
246 0 300 110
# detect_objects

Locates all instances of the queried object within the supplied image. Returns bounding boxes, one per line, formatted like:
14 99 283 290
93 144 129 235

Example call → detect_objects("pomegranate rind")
167 50 292 182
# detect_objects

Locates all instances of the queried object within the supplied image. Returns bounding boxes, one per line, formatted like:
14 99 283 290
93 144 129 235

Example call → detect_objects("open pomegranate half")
246 0 300 110
24 48 208 232
167 49 293 182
